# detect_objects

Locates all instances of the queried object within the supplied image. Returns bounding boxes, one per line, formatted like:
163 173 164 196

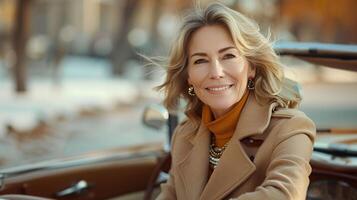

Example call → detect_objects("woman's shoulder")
170 119 199 162
173 119 199 140
269 107 316 142
272 107 306 118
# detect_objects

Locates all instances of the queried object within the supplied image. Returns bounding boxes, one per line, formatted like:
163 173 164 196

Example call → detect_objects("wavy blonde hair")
157 2 301 124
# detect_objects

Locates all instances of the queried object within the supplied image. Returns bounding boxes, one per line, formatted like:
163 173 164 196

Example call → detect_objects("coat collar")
234 92 278 140
177 93 279 200
177 122 210 200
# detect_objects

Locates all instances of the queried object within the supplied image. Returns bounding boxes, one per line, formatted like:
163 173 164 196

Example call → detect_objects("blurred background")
0 0 356 169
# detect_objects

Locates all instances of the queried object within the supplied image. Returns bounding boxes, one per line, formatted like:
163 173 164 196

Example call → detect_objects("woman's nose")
210 59 224 79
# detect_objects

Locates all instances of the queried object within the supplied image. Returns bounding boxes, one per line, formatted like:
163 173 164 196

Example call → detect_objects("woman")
156 3 315 200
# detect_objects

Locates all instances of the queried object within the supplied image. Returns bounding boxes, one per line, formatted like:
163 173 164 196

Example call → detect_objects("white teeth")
207 85 231 91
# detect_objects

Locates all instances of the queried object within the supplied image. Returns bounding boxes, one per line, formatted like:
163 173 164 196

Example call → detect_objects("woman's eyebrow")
190 46 236 58
190 52 207 58
218 46 236 53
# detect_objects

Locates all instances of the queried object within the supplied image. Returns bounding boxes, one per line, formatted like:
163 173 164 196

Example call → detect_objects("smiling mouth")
206 84 234 92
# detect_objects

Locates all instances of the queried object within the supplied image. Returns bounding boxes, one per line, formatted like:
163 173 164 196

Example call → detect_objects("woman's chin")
207 102 236 116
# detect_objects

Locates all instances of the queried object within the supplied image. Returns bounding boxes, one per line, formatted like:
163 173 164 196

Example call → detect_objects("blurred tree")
148 0 163 52
141 0 164 80
48 2 67 86
13 0 31 93
111 0 140 75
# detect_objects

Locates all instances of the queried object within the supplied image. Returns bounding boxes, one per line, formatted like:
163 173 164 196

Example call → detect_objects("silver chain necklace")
209 137 228 169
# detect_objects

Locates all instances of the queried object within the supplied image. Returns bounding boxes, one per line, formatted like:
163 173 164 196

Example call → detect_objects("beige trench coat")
156 93 316 200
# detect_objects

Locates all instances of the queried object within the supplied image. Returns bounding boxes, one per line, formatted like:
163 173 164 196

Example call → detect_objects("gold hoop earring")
188 86 195 96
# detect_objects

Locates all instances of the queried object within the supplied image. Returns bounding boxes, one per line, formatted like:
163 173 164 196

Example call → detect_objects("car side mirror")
143 104 169 130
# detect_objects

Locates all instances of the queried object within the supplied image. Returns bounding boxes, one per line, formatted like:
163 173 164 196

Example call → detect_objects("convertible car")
0 42 356 200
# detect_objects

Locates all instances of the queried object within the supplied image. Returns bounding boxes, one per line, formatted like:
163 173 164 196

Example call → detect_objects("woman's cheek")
189 67 207 84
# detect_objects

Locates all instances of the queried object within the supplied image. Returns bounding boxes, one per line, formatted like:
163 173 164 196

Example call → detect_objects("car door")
0 143 163 200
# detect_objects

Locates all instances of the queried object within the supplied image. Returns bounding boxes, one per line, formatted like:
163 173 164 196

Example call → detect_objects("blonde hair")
157 2 301 124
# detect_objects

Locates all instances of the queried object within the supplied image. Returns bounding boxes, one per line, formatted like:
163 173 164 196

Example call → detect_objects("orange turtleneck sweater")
202 91 249 147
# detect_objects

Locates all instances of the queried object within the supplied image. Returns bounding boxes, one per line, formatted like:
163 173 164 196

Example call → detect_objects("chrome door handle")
55 180 90 197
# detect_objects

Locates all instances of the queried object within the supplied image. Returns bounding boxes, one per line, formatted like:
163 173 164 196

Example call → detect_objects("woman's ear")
187 77 192 85
248 64 256 78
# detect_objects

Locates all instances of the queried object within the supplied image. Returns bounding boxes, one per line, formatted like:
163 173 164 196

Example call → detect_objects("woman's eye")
193 59 207 64
223 54 236 59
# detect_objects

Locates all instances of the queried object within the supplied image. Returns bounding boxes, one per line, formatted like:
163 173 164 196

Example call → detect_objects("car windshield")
0 0 357 171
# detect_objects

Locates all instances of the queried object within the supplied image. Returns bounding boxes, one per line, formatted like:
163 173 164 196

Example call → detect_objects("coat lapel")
200 93 279 200
200 138 256 200
176 122 210 200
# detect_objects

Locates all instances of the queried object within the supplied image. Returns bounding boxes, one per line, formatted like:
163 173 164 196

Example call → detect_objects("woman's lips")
205 84 234 93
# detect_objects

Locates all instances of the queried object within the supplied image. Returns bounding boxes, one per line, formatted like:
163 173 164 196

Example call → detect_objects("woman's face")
187 24 255 118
